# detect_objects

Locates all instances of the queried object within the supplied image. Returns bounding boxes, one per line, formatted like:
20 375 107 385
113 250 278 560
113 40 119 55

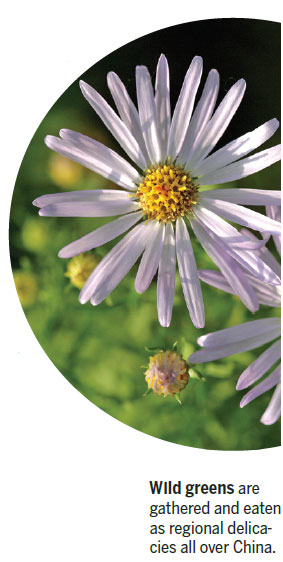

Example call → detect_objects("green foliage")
9 29 281 450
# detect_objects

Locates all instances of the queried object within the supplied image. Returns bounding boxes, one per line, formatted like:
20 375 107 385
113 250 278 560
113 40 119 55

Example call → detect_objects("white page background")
1 2 281 560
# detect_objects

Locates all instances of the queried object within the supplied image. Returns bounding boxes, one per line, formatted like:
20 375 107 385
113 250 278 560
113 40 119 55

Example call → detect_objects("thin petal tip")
159 316 171 328
78 292 88 304
44 135 56 149
197 335 206 346
79 80 90 95
194 317 205 329
236 379 246 391
260 413 278 426
209 68 219 77
59 128 69 138
58 248 69 258
192 55 203 64
136 65 148 75
271 117 280 129
134 281 146 295
157 53 168 65
107 71 116 83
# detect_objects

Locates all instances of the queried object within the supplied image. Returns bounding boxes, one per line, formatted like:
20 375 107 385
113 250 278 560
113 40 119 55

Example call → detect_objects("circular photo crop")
10 18 281 450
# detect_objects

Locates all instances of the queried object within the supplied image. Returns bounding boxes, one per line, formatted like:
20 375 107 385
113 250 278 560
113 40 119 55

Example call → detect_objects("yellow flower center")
136 164 198 222
145 350 189 397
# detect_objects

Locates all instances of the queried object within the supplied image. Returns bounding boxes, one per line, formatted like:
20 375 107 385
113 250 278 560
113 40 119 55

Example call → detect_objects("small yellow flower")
21 217 49 252
14 270 38 307
48 153 83 188
65 253 99 289
145 350 189 397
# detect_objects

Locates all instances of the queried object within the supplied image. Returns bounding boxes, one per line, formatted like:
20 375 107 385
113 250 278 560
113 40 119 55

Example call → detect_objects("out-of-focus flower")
34 54 281 328
65 253 100 289
189 207 281 425
21 217 50 253
145 350 189 397
48 153 84 188
14 270 38 307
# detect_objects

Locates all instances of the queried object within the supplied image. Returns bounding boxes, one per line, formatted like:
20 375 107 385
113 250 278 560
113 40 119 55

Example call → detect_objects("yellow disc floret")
137 164 198 222
145 350 189 396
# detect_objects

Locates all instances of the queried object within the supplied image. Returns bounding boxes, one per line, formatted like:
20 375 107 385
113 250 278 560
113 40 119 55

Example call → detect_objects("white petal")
194 203 260 246
245 273 281 308
197 242 279 313
200 265 279 310
79 222 149 304
258 246 281 276
240 365 281 408
59 129 143 185
197 318 280 348
189 79 246 169
176 217 205 328
260 382 281 425
237 339 281 390
193 205 281 285
223 234 270 251
256 245 281 277
200 198 281 236
157 223 176 328
198 144 281 185
266 205 281 256
80 80 147 169
44 133 140 190
107 71 149 164
135 222 165 293
230 245 280 286
136 65 161 164
195 118 279 176
155 54 171 162
39 195 140 217
266 205 281 223
177 69 220 166
167 56 203 160
190 219 259 312
190 339 278 363
58 211 143 258
200 188 281 206
34 189 134 208
198 269 234 294
200 258 281 309
240 227 281 277
90 222 153 304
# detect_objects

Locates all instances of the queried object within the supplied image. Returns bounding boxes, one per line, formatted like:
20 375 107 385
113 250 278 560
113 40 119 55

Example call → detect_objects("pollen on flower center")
145 350 189 396
136 164 198 222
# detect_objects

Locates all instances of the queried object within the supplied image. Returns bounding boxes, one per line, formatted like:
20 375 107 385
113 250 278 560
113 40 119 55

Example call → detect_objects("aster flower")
189 208 281 425
34 54 281 328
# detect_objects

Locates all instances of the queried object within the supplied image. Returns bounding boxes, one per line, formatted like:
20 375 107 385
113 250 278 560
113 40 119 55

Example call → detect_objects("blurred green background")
10 19 281 450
